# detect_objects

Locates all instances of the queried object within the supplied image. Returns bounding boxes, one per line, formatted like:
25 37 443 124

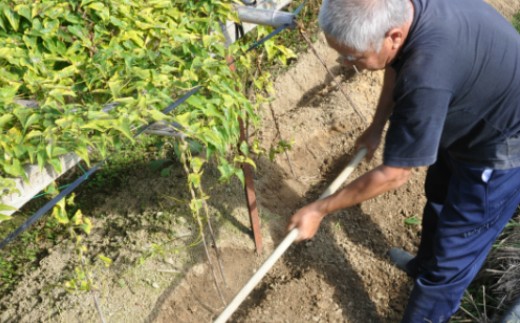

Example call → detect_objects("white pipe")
237 7 295 28
214 148 367 323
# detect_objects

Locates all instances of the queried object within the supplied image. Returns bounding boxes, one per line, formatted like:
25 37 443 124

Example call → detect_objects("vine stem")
268 104 297 178
199 186 228 287
298 24 367 124
247 54 296 177
80 257 107 323
71 227 107 323
179 143 226 305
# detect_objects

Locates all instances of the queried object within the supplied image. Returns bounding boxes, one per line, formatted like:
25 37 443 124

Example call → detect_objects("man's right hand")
287 200 328 242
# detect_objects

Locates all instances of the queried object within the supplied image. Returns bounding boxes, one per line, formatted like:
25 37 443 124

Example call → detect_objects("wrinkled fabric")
402 152 520 322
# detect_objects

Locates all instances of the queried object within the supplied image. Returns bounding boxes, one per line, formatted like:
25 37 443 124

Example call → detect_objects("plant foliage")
0 0 273 219
513 11 520 33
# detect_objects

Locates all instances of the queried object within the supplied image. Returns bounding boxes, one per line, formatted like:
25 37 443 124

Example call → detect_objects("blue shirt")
384 0 520 169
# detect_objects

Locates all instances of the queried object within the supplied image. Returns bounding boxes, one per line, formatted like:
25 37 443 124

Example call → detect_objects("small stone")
1 310 13 322
317 300 328 309
152 282 160 289
192 264 205 276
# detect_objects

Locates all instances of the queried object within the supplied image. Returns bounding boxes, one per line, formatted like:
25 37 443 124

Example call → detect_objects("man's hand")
355 124 383 160
287 200 328 242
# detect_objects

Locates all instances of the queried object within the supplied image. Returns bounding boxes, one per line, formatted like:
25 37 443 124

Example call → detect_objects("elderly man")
288 0 520 321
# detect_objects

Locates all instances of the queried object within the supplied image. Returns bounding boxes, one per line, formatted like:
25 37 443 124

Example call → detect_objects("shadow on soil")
296 65 358 108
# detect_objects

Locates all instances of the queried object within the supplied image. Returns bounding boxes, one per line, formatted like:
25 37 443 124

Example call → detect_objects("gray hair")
319 0 412 52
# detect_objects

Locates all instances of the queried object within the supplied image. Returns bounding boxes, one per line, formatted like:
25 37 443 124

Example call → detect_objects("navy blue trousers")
402 152 520 323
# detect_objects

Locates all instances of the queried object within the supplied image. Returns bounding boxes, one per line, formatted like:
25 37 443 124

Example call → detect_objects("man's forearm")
319 164 411 215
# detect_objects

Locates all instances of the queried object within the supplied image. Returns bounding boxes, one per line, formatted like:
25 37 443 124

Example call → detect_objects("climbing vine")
0 0 288 221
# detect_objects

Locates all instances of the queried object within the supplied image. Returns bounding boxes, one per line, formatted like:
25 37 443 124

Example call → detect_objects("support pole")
239 119 264 255
214 148 367 323
227 54 263 255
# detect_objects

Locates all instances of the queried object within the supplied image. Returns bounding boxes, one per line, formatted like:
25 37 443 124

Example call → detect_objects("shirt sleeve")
383 88 452 167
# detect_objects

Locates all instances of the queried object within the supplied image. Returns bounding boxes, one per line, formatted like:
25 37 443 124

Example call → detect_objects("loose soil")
1 2 519 322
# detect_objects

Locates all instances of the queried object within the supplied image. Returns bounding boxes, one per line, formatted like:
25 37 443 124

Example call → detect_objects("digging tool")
214 147 368 323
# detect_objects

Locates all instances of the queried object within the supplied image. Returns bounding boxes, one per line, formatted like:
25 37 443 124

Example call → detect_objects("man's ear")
387 28 404 50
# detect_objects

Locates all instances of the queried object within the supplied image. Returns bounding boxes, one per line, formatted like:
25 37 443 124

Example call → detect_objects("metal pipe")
214 148 367 323
237 7 295 28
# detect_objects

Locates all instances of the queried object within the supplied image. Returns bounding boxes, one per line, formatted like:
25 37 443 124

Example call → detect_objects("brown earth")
1 2 519 323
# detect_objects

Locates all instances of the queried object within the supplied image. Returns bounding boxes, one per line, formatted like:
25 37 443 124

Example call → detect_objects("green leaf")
80 217 92 235
123 30 144 48
0 213 12 223
404 216 421 226
14 4 31 21
160 167 171 177
71 209 83 225
49 158 63 173
113 118 134 142
74 145 91 165
148 109 168 121
0 14 5 31
23 113 41 131
3 8 20 31
0 204 16 212
190 157 205 173
217 159 235 181
186 95 205 110
88 2 110 22
189 198 202 213
0 85 20 104
25 130 43 141
3 158 25 177
52 203 69 225
67 25 89 43
188 173 201 187
0 114 13 129
234 155 256 169
98 254 112 267
13 107 31 129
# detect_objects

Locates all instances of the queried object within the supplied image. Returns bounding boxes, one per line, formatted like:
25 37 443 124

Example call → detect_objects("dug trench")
154 1 520 319
153 35 425 323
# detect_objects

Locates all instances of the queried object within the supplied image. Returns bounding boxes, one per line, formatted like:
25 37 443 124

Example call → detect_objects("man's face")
325 34 398 71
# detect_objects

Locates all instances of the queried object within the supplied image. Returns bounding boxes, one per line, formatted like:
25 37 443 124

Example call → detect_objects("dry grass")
456 213 520 322
486 216 520 306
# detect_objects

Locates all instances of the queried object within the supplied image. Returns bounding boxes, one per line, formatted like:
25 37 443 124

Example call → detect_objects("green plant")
0 0 300 309
0 212 63 295
404 215 421 226
0 0 278 220
512 11 520 33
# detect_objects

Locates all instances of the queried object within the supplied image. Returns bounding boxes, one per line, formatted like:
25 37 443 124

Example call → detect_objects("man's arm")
356 67 396 159
288 164 411 241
